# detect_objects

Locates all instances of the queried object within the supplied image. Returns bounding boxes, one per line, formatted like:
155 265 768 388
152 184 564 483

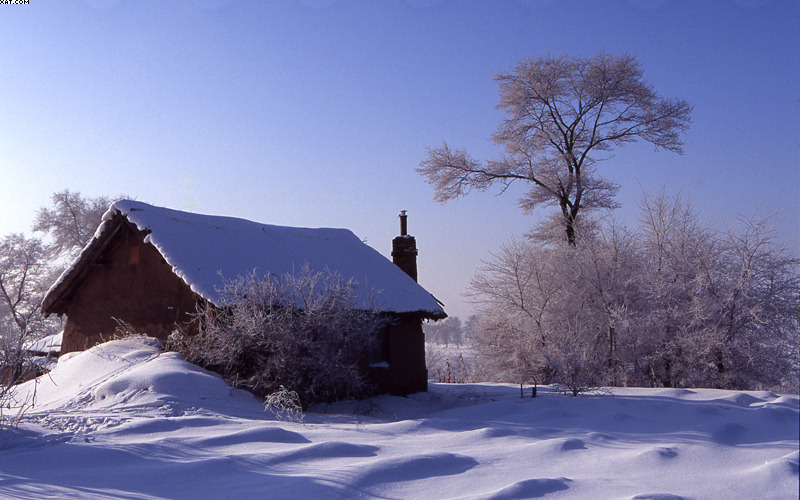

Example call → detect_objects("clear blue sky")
1 0 798 320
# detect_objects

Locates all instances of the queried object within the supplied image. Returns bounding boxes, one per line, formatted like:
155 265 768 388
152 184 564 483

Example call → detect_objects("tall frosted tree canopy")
418 53 693 244
33 189 117 255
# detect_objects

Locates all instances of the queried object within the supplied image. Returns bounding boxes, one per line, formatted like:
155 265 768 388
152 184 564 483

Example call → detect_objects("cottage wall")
60 225 199 354
369 313 427 395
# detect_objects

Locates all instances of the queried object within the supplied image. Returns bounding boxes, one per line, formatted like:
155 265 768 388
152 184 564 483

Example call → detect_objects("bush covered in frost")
167 266 388 408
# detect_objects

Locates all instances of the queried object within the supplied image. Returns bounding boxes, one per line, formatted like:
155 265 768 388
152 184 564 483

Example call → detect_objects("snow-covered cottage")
41 200 446 395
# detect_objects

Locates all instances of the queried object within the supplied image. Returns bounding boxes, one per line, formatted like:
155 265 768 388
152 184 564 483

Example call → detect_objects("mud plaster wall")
60 225 199 353
369 313 427 395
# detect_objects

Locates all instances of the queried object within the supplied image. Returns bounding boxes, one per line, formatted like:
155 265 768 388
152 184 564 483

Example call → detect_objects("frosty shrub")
167 266 389 408
0 322 36 428
264 386 304 424
108 319 161 344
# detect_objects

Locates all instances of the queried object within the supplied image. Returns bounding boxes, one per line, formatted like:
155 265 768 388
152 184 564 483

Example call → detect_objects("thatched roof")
43 200 446 319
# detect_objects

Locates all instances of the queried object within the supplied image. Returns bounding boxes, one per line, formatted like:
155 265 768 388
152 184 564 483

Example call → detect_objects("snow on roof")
77 200 444 317
25 331 62 354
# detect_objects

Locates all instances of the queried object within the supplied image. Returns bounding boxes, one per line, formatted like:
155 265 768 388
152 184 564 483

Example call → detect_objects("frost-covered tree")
636 191 800 390
472 191 800 392
33 189 118 256
0 190 120 346
0 234 59 396
424 316 463 346
714 216 800 390
471 223 638 394
418 52 692 245
565 218 641 386
0 234 57 337
462 314 480 344
469 238 563 387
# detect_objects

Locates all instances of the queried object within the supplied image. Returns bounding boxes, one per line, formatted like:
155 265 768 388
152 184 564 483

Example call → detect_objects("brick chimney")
391 210 418 282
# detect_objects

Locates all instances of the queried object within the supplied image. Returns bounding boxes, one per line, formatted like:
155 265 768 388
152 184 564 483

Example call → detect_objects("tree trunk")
565 200 580 247
607 326 616 384
566 221 576 246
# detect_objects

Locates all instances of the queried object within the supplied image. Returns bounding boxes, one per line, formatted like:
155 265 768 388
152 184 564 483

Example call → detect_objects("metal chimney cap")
399 210 408 236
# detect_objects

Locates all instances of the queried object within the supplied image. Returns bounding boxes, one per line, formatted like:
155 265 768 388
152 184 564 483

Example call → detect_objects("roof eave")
41 213 128 316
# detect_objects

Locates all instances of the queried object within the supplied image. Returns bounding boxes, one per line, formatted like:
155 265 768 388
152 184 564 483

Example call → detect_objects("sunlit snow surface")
4 338 798 499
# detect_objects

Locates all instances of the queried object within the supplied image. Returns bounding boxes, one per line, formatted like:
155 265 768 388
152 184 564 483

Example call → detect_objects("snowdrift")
3 338 798 499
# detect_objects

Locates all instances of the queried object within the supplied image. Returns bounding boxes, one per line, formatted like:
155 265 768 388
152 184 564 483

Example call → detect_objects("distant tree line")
423 316 479 347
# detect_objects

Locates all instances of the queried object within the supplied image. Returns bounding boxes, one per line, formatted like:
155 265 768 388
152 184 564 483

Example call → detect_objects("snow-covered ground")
3 338 798 499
